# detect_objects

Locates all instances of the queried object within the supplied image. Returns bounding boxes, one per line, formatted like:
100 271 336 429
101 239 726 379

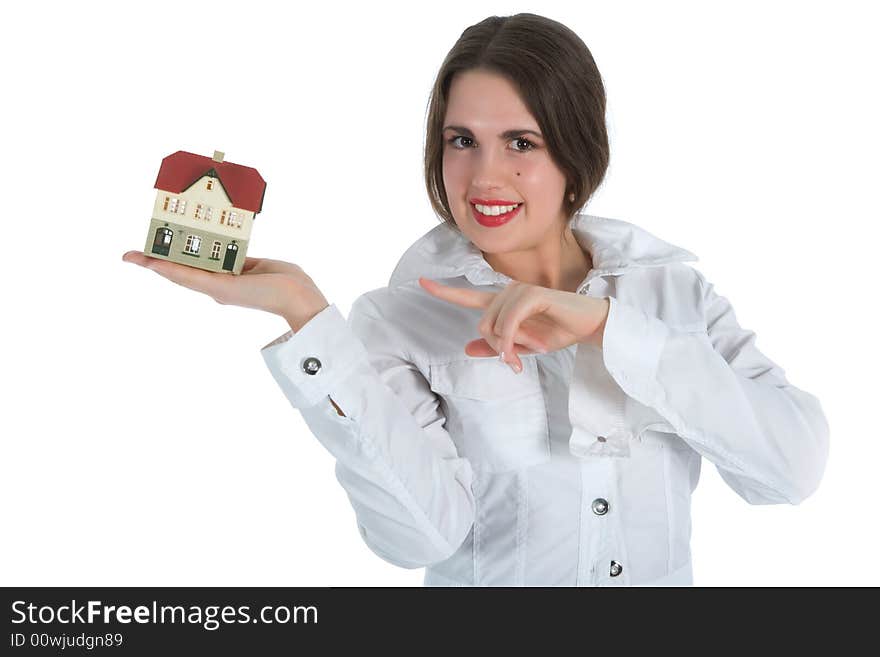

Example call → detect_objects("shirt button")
597 435 607 443
591 498 609 515
302 357 322 375
610 561 623 577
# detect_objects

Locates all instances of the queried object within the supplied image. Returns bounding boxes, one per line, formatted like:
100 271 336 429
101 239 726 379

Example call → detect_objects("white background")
1 0 876 586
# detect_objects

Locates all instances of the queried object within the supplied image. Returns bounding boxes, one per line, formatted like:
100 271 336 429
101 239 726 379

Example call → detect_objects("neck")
482 223 593 293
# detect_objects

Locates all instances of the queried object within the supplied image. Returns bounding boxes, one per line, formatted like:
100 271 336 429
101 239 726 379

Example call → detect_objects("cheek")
518 160 566 204
442 154 467 191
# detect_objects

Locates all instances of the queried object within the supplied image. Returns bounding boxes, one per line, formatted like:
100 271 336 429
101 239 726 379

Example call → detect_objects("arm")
596 269 830 505
261 296 475 568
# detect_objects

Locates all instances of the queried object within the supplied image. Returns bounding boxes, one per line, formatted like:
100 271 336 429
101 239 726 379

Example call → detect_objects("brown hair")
424 13 610 231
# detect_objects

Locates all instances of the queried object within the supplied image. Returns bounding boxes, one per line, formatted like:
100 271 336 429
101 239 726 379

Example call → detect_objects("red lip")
471 202 522 227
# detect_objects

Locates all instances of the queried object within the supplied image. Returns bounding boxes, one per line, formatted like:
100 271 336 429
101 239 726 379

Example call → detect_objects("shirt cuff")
261 303 370 409
601 296 670 404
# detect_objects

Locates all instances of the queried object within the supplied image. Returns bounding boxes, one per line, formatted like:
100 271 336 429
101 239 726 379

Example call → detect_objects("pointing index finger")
418 277 494 309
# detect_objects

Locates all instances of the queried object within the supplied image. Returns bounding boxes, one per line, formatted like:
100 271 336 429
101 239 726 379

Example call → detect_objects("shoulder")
614 262 708 331
617 261 703 294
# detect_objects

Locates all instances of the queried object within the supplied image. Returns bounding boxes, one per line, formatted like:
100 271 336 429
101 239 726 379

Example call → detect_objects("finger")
475 280 528 362
122 251 154 267
465 319 548 357
465 336 545 358
465 340 505 358
494 289 547 370
418 277 494 309
477 286 510 358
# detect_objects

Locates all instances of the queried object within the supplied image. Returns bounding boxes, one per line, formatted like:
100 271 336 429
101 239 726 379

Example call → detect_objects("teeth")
474 203 520 216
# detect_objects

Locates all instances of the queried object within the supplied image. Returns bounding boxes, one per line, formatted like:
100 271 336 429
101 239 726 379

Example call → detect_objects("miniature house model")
144 150 266 275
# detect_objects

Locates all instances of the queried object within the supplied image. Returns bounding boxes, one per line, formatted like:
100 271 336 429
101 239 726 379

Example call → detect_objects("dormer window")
207 178 214 191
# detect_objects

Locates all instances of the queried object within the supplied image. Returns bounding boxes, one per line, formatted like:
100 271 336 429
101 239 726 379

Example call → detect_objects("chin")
467 230 518 256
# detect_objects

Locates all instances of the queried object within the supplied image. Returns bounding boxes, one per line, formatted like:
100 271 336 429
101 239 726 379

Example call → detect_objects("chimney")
212 150 225 163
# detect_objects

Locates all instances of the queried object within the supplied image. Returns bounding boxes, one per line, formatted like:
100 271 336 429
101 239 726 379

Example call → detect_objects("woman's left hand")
418 277 610 372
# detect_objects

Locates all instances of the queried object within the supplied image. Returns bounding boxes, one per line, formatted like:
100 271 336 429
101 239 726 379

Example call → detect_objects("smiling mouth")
470 202 523 227
471 201 522 215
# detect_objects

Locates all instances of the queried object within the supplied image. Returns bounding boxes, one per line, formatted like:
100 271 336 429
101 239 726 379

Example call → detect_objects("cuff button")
302 357 322 375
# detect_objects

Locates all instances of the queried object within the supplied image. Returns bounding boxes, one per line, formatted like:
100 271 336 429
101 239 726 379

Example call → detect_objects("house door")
152 227 173 256
222 243 239 271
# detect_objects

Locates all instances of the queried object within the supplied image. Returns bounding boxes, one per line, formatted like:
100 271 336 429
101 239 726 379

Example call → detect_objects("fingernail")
509 360 522 374
498 350 506 362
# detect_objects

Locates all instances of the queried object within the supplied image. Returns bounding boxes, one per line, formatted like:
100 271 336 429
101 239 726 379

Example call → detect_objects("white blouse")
261 212 830 586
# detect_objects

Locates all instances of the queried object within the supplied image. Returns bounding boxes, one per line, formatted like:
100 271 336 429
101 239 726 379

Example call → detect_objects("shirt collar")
388 211 699 292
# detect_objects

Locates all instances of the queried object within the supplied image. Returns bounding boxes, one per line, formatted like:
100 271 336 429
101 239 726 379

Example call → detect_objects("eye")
447 135 473 149
511 137 536 152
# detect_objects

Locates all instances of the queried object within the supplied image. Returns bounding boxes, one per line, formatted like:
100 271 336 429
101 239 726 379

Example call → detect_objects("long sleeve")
597 270 830 505
261 298 476 568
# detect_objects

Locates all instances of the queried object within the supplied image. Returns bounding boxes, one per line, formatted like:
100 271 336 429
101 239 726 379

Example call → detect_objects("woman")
123 13 829 586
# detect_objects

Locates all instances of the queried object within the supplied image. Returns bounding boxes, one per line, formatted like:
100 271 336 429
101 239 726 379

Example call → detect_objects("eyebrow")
442 125 543 140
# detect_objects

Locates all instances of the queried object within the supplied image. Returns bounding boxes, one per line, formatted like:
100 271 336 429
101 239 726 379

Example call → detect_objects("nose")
470 145 510 193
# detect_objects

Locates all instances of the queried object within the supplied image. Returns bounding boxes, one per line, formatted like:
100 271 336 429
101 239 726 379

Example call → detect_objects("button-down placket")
573 267 631 586
458 242 670 586
576 457 628 585
568 268 639 460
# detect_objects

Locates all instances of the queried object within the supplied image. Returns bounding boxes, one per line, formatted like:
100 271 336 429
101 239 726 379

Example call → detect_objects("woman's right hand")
122 251 330 332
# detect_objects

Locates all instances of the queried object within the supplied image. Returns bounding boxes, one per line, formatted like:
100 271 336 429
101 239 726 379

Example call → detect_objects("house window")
194 204 213 221
207 178 214 191
166 197 187 214
227 211 242 228
211 241 222 260
220 210 226 225
184 234 201 255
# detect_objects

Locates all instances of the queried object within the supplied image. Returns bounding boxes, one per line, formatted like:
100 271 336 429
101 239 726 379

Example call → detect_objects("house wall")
152 175 255 241
143 217 250 275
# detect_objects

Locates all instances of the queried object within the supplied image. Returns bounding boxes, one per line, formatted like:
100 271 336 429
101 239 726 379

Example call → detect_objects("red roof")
154 150 267 214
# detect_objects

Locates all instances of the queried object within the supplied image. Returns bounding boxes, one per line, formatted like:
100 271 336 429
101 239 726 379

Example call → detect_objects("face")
441 69 569 254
